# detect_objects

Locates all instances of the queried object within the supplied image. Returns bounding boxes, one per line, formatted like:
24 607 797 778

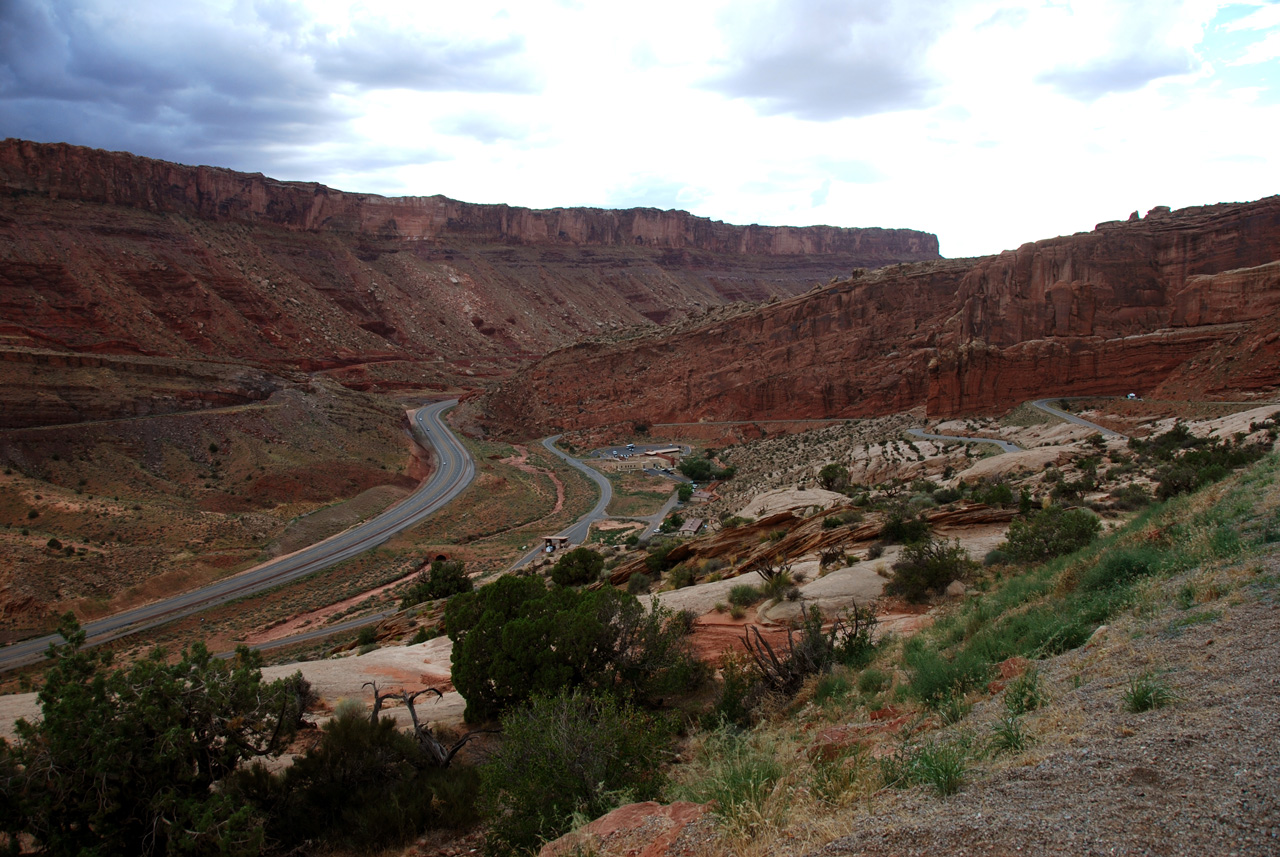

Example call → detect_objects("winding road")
1032 398 1127 438
907 428 1023 453
510 436 615 568
0 400 475 672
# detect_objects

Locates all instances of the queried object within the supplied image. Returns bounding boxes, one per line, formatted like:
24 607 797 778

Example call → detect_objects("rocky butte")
477 196 1280 437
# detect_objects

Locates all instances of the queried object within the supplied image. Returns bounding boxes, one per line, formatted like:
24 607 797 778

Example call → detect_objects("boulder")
537 801 713 857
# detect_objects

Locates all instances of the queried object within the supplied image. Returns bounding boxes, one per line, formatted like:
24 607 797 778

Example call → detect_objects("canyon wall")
0 140 940 416
478 197 1280 436
0 139 936 256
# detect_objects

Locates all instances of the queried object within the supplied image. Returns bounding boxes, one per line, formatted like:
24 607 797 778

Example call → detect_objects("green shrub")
400 559 473 607
1003 666 1045 715
990 714 1030 755
5 615 310 857
1123 672 1178 712
905 642 990 707
550 547 604 587
1077 545 1163 592
983 548 1009 566
880 740 967 796
243 707 480 852
675 728 784 826
1109 483 1151 510
932 487 963 504
758 569 794 600
668 565 696 589
887 537 976 603
445 578 704 721
729 583 763 607
857 667 891 694
814 671 853 703
645 542 678 575
357 625 378 647
481 689 673 855
819 463 850 492
971 480 1014 507
881 504 931 544
677 483 694 502
627 572 652 594
1001 506 1101 563
678 455 734 482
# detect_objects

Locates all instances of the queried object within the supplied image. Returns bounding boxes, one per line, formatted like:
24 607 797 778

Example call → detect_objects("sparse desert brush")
1123 671 1179 712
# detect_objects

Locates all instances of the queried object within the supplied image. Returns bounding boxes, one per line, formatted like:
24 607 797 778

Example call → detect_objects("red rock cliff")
478 197 1280 435
0 139 940 392
0 139 937 259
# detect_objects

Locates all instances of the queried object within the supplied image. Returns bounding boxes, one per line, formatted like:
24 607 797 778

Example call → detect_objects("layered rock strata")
479 197 1280 435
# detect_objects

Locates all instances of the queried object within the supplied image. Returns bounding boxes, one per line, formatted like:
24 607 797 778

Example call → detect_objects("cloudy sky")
2 0 1277 257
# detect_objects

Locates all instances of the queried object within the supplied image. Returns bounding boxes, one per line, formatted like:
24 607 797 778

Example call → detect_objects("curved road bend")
907 428 1023 453
510 436 615 569
1032 398 1127 438
0 400 475 673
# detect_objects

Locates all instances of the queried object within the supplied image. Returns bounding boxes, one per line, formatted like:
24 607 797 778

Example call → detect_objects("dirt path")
501 444 566 515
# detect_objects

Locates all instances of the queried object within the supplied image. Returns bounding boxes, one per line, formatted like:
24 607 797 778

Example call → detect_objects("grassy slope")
660 452 1280 856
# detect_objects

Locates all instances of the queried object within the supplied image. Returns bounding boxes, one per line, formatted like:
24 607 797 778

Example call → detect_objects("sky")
1 0 1278 257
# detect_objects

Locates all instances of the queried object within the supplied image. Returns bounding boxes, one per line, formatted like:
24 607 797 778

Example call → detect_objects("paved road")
1032 398 1127 438
907 427 1023 453
0 400 475 672
511 436 615 568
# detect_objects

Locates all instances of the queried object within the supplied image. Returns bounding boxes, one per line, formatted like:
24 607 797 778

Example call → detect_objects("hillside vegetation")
4 411 1279 855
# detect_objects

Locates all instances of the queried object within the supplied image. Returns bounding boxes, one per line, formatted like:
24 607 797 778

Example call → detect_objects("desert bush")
445 578 704 721
242 706 480 852
857 667 891 694
3 615 310 857
1001 506 1101 563
729 583 763 607
675 728 785 827
668 565 696 589
645 542 678 575
971 480 1014 507
880 503 931 544
1109 482 1151 510
887 537 976 602
990 714 1030 755
1077 545 1163 592
743 604 877 695
400 559 473 607
1003 666 1045 715
1123 672 1178 712
932 486 963 504
550 547 604 587
481 689 673 854
627 572 652 594
819 463 851 492
905 639 990 707
880 740 967 796
983 548 1009 566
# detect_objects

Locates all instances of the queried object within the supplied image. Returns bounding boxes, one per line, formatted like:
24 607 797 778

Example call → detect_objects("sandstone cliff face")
479 197 1280 436
0 140 939 423
1 139 937 259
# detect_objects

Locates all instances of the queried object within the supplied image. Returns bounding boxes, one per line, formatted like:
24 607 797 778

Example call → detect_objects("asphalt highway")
1032 398 1128 438
906 427 1023 453
510 435 614 568
0 400 475 672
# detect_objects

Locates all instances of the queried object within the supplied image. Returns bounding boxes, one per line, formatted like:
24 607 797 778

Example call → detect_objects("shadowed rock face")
478 197 1280 436
0 139 939 413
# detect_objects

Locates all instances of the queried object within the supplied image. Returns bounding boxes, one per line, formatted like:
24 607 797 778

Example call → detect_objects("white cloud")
0 0 1276 258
